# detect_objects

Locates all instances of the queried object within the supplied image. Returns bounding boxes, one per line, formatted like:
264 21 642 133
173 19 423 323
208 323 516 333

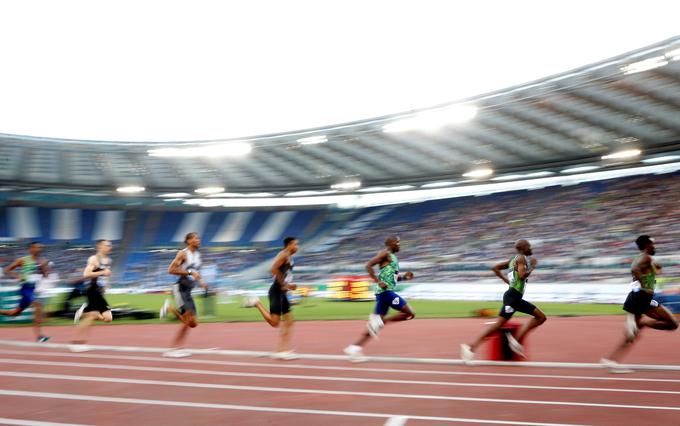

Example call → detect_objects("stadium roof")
2 37 680 206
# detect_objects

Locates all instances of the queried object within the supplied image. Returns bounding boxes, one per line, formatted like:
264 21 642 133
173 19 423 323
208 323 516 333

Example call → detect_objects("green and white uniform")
376 253 399 294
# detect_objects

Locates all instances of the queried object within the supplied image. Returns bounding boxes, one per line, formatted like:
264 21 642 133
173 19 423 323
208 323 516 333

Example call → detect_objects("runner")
601 235 678 372
245 237 299 360
461 239 546 362
70 239 114 352
343 236 415 360
0 242 51 342
160 232 208 358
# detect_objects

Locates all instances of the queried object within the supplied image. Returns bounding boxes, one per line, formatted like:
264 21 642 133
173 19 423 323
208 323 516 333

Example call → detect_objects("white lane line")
1 357 679 397
0 419 90 426
385 416 409 426
0 388 592 426
1 348 679 384
1 339 678 371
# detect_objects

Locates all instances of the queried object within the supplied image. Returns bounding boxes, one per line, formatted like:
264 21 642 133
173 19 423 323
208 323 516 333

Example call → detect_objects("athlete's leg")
171 311 197 349
605 314 643 362
0 307 24 316
639 305 678 331
277 312 294 353
71 311 101 343
32 301 45 340
468 315 509 352
515 307 547 343
253 300 281 327
101 310 113 323
384 303 415 323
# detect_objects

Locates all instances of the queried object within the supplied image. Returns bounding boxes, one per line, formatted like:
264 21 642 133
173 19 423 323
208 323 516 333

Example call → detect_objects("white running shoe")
506 332 526 358
367 314 384 338
343 344 365 362
74 303 87 324
600 358 634 374
163 349 191 358
69 344 92 353
625 314 639 341
243 296 260 308
460 344 475 364
160 299 170 320
271 350 299 361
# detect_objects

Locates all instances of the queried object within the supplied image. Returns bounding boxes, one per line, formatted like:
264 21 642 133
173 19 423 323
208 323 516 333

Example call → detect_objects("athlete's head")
635 235 655 255
95 239 112 255
28 241 43 256
185 232 201 249
515 239 532 256
385 236 401 253
283 236 298 254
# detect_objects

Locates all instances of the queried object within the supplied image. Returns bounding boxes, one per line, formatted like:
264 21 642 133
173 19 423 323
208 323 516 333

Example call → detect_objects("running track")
0 316 678 425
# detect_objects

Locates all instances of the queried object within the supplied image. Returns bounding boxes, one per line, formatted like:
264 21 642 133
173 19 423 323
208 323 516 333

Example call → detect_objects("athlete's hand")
403 271 414 281
287 283 297 291
100 269 112 277
378 281 388 290
529 258 538 268
190 271 201 280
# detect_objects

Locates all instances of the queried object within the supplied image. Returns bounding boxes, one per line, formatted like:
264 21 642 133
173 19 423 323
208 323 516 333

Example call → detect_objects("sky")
1 0 679 142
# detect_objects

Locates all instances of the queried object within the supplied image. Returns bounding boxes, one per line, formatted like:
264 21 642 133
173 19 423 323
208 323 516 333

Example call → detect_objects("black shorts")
499 288 537 319
84 285 110 314
172 283 196 315
623 290 656 315
268 283 290 316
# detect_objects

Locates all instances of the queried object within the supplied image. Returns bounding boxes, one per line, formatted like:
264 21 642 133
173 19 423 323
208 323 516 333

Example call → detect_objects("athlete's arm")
631 254 651 284
526 257 538 278
366 250 388 289
515 255 531 280
83 256 110 279
270 251 289 289
167 250 198 280
4 258 23 281
398 271 414 281
653 262 663 272
491 260 511 284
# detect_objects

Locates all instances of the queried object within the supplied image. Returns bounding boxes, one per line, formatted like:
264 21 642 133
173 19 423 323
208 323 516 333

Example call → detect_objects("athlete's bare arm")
492 260 511 284
366 250 389 289
270 250 290 289
83 256 110 279
632 253 652 284
4 258 24 281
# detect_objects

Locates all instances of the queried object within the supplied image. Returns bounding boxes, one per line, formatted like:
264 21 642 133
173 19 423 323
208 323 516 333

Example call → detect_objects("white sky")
1 0 679 142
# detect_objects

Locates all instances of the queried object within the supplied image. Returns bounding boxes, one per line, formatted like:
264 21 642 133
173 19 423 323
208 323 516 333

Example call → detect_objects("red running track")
0 316 679 425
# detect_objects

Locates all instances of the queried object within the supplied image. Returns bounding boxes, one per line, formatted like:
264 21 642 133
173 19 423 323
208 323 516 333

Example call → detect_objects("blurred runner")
601 235 678 372
0 242 51 342
70 239 114 352
245 237 299 360
461 239 546 362
344 236 415 360
160 232 208 358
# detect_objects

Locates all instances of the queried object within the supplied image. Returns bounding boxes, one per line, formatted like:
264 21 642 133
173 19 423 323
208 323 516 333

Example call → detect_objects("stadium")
1 2 680 425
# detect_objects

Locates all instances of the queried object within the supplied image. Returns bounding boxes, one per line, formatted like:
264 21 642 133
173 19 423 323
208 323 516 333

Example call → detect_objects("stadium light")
420 181 461 188
116 186 145 193
195 186 225 194
561 165 600 174
666 48 680 61
621 56 668 74
331 180 362 190
642 155 680 164
357 185 414 193
297 135 328 145
601 149 641 160
462 168 493 178
382 105 477 133
158 192 191 198
148 142 252 158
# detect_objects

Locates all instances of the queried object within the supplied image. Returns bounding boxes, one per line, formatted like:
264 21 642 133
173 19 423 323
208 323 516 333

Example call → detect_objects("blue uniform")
373 252 407 315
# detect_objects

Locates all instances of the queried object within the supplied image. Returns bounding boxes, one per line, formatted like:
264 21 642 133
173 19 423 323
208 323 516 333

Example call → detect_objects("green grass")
1 293 625 326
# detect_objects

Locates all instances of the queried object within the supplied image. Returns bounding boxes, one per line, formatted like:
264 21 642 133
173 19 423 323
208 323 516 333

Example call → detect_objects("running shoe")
163 349 191 358
343 344 365 362
460 343 474 364
243 296 260 308
74 303 87 324
37 336 50 343
367 314 384 338
160 299 170 320
69 344 92 353
270 350 299 361
506 332 526 358
600 358 634 374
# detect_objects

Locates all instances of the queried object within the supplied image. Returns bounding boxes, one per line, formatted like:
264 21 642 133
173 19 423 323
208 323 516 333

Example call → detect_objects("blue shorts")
18 282 36 310
374 290 407 316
